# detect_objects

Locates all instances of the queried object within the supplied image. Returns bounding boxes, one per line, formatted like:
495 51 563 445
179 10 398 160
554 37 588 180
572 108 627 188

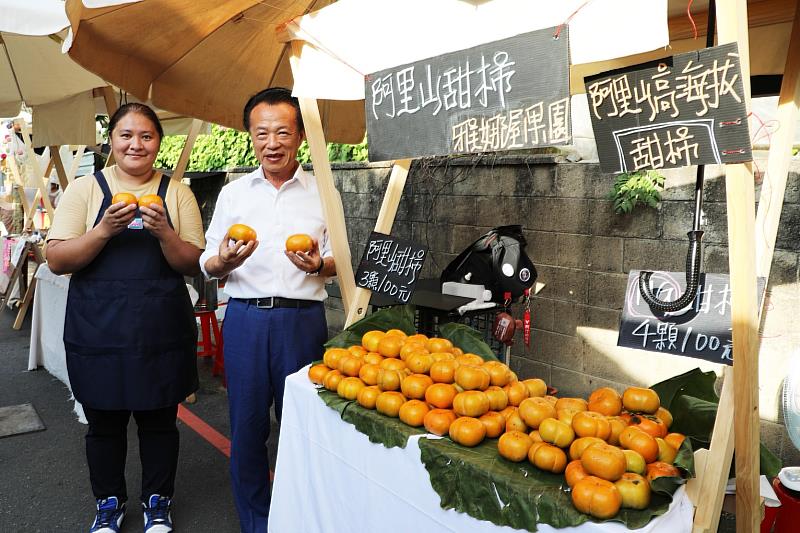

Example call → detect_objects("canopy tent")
285 0 670 100
65 0 800 531
1 0 105 147
64 0 365 143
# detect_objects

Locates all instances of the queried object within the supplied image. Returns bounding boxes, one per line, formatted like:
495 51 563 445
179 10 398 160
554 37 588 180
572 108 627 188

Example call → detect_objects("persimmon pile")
308 330 686 520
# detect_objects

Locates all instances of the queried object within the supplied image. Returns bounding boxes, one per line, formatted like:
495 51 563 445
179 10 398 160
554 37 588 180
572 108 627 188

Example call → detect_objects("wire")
687 0 699 40
553 0 593 39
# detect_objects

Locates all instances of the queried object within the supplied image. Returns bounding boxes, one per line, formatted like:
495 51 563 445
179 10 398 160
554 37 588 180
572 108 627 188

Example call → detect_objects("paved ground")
0 308 279 533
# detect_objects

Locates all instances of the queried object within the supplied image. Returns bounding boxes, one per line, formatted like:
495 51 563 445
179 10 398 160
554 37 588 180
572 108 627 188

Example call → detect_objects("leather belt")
234 297 319 309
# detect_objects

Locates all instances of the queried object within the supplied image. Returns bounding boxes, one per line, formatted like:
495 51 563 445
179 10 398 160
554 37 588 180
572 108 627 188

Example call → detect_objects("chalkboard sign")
585 43 752 173
355 232 428 304
618 271 765 365
365 27 571 161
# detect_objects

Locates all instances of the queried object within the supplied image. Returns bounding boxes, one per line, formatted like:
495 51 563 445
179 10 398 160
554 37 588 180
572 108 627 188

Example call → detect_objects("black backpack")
440 225 537 303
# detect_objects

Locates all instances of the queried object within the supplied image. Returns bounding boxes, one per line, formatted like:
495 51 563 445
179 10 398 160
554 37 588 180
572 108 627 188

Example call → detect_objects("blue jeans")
222 299 327 533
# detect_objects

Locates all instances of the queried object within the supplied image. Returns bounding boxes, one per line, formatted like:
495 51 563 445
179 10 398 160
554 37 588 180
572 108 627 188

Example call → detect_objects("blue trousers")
222 299 327 533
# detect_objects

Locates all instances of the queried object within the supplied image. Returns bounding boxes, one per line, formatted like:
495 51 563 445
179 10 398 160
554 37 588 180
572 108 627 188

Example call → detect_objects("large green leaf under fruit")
419 437 689 532
316 387 693 531
651 368 781 477
317 387 424 449
439 322 499 361
325 305 417 349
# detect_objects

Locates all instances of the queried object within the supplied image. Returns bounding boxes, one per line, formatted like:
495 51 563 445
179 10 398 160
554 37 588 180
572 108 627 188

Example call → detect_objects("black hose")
638 230 704 312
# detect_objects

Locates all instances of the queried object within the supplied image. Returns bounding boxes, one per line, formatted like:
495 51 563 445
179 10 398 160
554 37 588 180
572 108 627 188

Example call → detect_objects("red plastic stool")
772 476 800 532
195 310 224 383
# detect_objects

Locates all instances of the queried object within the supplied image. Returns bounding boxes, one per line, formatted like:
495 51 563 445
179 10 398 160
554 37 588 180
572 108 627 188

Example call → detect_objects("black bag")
440 225 537 303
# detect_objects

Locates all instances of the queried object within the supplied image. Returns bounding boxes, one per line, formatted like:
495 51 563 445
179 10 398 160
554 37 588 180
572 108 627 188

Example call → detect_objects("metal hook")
639 230 704 312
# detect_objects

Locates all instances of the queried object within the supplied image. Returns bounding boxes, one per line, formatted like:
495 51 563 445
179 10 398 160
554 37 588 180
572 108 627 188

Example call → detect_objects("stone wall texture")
221 156 800 469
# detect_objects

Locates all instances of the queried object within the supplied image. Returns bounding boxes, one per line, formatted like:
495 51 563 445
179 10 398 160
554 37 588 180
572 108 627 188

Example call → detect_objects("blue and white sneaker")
142 494 173 533
89 496 126 533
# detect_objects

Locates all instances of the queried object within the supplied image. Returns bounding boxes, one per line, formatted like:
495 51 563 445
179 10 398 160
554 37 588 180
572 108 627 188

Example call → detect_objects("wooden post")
754 0 800 285
100 86 119 168
717 1 761 531
67 145 86 182
49 146 70 190
12 243 45 330
692 366 736 533
345 159 412 327
289 41 356 312
19 122 55 222
171 119 203 181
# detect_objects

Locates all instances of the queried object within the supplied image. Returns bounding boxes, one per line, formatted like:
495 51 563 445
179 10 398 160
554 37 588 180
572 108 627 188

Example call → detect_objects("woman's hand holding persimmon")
98 201 137 239
140 203 172 240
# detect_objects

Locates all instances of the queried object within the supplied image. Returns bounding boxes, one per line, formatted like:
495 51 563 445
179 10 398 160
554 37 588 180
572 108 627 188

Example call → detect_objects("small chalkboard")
585 42 752 173
355 232 427 304
618 271 765 365
365 27 571 161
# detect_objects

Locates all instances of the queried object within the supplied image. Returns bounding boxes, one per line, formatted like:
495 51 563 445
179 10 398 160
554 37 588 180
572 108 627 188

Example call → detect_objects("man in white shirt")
199 87 335 533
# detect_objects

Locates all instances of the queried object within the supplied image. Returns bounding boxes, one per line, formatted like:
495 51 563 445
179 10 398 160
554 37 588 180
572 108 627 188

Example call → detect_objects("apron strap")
91 171 113 227
156 174 174 229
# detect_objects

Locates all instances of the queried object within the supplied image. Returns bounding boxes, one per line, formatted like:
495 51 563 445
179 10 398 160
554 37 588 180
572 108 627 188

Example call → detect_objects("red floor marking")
177 404 275 481
178 404 231 457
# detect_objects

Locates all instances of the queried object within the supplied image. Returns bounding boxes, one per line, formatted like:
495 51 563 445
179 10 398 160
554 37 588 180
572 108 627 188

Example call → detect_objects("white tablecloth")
27 263 85 422
269 368 694 533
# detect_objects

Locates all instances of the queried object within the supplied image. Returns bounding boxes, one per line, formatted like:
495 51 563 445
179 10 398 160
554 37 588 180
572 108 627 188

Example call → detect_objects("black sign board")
618 271 765 365
585 43 752 173
365 27 571 161
355 232 427 304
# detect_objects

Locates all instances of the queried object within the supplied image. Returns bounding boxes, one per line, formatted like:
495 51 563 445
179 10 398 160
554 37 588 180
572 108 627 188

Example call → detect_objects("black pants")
83 405 180 503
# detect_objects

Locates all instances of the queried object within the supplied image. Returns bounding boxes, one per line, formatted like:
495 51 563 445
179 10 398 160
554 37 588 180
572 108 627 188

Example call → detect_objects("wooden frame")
0 239 45 329
286 0 800 528
691 1 800 531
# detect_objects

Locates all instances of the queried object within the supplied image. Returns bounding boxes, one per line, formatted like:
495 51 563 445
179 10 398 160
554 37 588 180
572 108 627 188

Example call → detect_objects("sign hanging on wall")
618 271 765 365
585 42 752 173
365 27 571 162
355 232 428 304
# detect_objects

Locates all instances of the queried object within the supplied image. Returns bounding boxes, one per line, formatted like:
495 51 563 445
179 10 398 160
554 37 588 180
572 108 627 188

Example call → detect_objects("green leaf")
316 388 424 448
651 368 719 410
324 305 417 349
418 437 676 530
650 368 782 477
438 322 499 361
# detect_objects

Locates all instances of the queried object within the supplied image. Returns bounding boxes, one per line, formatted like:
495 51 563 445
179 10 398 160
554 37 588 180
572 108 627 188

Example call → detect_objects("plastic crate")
414 306 505 357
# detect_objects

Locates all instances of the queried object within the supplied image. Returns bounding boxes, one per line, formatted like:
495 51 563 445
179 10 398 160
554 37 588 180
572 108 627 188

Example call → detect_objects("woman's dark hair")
242 87 303 133
108 103 164 141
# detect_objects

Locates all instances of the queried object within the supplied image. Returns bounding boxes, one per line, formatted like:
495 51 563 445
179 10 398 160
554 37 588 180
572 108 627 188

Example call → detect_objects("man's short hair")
242 87 304 133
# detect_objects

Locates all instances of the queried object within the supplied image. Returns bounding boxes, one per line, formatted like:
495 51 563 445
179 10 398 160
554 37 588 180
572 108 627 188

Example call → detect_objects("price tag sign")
355 232 427 304
618 271 765 365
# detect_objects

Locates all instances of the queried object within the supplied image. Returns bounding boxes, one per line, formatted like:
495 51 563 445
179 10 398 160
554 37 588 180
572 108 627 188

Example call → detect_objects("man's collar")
248 165 308 189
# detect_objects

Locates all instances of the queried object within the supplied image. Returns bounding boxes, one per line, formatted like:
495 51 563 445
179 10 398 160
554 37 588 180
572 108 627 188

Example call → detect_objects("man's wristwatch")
307 257 324 276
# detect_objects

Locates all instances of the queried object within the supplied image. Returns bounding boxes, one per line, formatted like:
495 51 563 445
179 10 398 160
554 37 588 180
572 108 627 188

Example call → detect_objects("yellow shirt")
47 166 205 250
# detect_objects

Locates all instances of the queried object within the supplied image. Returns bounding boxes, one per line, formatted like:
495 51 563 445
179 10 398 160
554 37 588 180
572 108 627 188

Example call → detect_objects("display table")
27 263 85 422
269 368 694 532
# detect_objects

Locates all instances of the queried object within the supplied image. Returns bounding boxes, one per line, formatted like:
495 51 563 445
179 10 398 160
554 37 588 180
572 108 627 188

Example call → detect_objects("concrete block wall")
223 156 800 467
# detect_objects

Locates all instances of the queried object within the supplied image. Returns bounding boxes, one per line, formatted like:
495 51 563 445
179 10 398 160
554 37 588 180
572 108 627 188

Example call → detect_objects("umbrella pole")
171 119 203 181
67 146 86 183
49 147 69 191
344 159 412 327
754 0 800 288
291 39 357 313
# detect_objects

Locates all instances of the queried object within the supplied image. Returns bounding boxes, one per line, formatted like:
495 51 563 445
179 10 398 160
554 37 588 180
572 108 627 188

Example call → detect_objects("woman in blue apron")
47 103 205 533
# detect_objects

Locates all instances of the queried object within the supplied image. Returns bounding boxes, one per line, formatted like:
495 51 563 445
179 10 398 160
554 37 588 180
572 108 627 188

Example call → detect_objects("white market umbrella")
65 0 365 142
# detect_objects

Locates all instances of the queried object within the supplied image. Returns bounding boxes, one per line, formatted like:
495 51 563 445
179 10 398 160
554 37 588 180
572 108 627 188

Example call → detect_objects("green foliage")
155 124 369 171
609 169 665 214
